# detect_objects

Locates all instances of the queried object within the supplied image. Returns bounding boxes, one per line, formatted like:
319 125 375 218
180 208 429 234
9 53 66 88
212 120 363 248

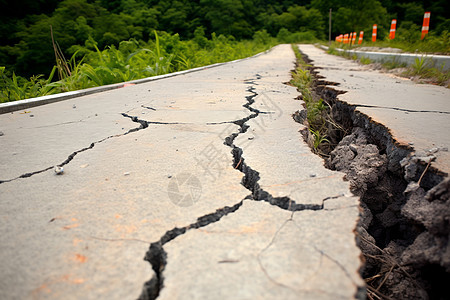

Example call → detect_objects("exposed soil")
295 51 450 300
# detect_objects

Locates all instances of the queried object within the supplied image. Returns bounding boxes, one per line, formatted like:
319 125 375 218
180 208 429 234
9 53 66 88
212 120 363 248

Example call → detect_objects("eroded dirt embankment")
295 51 450 300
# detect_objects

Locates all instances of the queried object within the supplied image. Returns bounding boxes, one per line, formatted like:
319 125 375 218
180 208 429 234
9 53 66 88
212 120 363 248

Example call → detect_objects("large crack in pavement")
138 74 353 299
0 113 150 184
121 113 188 125
351 104 450 115
139 201 245 300
296 48 450 300
226 83 324 211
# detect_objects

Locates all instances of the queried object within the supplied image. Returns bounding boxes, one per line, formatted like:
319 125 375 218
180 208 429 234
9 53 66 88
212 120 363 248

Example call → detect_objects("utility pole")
329 8 332 44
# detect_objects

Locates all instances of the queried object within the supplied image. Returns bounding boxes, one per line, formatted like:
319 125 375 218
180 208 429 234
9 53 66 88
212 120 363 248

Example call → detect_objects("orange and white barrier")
389 19 397 40
358 31 364 44
335 13 432 50
372 24 377 42
421 12 431 40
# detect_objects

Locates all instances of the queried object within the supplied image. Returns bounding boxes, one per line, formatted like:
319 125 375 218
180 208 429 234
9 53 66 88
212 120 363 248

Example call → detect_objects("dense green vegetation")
1 0 449 102
1 31 276 102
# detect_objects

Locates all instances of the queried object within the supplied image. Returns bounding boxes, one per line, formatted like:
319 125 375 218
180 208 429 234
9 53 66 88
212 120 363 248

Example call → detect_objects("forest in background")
0 0 449 102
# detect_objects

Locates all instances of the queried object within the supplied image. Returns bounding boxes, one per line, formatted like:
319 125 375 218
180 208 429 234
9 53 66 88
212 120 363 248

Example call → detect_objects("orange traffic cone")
421 12 431 40
389 19 397 40
372 24 377 42
358 31 364 44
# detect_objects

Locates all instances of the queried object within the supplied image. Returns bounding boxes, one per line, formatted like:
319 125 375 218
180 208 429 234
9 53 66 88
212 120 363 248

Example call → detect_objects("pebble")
404 182 420 193
54 166 64 175
73 104 76 109
168 175 172 178
124 172 130 176
309 174 316 178
428 147 439 153
417 155 436 164
0 131 4 136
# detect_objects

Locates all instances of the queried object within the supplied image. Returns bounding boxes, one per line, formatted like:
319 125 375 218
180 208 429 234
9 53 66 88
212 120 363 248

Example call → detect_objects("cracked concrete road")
0 44 363 299
299 45 450 175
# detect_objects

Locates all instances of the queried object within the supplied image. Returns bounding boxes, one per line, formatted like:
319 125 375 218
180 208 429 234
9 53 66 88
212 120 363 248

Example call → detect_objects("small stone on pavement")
54 166 64 175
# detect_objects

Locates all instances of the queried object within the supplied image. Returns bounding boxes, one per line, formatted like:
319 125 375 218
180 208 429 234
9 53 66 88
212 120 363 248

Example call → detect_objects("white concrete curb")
319 45 450 71
0 47 274 114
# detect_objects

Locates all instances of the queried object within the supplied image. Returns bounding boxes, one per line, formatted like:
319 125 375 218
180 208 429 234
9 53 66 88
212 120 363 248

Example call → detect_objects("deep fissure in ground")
138 74 343 299
295 50 449 300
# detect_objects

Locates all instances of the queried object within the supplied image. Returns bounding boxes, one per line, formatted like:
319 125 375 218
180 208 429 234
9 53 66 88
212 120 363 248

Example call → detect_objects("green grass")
410 57 430 75
0 66 58 101
291 44 330 154
402 57 450 86
381 59 407 70
1 31 276 103
309 127 330 150
359 56 373 65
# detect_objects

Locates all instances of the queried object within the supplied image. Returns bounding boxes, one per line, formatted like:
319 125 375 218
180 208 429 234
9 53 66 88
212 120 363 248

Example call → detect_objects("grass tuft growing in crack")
290 45 339 157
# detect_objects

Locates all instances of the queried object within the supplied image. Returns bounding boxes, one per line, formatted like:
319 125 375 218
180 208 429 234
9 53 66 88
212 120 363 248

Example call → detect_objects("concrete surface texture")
300 44 450 175
0 44 363 299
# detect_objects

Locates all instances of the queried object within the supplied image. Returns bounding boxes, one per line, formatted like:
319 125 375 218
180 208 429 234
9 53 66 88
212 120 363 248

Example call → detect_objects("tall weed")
1 31 273 102
0 66 59 102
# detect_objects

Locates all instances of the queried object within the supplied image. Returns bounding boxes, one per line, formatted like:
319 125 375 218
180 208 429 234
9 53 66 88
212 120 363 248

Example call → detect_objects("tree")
200 0 253 38
397 2 424 23
332 0 388 35
159 1 190 36
396 21 421 43
261 5 324 39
